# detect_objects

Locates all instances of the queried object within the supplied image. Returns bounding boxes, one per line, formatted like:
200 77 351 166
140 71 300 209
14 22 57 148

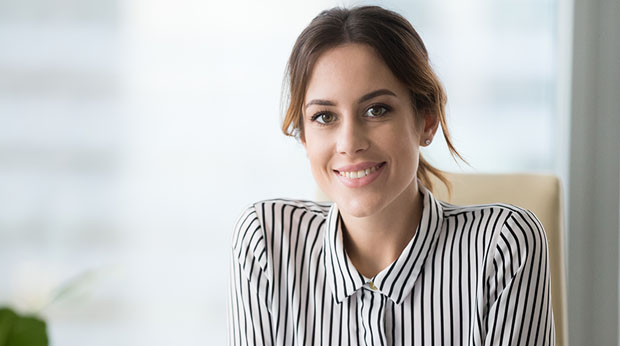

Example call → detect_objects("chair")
316 173 568 346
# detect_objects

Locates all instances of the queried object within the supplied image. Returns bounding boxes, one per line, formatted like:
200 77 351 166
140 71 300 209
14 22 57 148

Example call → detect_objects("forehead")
304 43 407 103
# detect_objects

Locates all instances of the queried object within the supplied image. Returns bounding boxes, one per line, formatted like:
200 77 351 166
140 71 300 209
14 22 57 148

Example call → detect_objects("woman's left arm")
484 209 556 346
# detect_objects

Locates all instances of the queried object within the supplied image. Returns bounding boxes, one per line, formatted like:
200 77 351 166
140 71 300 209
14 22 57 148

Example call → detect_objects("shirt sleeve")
228 205 275 346
484 209 556 346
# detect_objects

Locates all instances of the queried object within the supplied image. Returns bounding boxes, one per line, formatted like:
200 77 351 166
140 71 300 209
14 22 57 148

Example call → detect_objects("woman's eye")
312 113 335 124
365 105 388 117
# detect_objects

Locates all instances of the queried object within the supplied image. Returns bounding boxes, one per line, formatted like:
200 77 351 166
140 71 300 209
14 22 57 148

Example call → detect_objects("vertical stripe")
228 191 555 346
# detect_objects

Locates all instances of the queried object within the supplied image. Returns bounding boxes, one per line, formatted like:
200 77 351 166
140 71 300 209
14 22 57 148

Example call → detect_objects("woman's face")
302 43 436 218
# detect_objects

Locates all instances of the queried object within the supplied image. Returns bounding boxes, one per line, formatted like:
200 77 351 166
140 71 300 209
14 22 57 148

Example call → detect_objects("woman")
229 6 554 346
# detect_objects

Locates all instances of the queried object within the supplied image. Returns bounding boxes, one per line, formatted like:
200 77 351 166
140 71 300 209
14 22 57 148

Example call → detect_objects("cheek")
395 145 419 171
384 126 421 172
304 134 331 170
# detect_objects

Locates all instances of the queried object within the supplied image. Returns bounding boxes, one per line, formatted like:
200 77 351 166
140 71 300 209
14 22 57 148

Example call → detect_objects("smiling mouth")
334 162 386 179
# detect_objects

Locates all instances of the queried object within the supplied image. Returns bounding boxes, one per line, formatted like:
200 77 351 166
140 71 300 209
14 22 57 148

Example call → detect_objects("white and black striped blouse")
228 185 555 345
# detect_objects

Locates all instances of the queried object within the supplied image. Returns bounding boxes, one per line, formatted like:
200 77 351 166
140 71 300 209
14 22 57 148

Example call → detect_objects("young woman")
229 6 555 346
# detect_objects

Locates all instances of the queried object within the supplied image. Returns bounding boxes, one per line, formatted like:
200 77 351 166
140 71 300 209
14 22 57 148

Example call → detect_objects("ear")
299 135 309 158
299 132 306 147
298 115 306 147
420 113 439 146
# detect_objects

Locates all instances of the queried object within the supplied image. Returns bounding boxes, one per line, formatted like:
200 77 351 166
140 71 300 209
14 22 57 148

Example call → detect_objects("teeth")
339 164 381 179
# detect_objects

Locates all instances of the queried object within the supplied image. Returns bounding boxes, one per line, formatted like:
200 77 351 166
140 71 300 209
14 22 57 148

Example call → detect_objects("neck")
340 180 424 278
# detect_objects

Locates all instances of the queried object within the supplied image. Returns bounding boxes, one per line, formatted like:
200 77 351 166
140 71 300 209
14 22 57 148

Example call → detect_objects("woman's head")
281 6 461 211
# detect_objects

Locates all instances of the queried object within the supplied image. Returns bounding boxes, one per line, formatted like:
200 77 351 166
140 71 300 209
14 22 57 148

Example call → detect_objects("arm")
228 206 274 346
484 209 555 346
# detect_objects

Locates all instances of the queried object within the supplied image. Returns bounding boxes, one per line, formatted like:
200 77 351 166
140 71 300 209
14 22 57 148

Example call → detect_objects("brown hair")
281 6 464 192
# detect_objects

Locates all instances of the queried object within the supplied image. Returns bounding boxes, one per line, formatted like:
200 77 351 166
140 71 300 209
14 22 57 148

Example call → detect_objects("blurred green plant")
0 268 104 346
0 307 47 346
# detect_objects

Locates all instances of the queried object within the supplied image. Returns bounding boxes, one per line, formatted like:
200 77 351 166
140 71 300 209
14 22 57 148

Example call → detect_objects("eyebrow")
304 88 397 110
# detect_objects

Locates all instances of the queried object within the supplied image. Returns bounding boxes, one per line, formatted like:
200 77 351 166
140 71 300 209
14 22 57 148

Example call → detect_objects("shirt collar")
323 183 444 304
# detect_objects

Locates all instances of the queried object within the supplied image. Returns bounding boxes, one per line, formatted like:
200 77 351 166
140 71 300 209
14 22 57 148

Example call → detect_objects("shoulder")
249 198 332 219
440 200 522 218
231 199 331 280
239 198 331 232
235 197 330 225
439 201 518 231
497 205 548 254
439 201 547 249
232 198 331 252
441 201 540 227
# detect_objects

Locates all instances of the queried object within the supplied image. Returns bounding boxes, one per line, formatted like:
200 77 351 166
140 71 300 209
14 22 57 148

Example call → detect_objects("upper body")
228 184 555 345
229 5 555 345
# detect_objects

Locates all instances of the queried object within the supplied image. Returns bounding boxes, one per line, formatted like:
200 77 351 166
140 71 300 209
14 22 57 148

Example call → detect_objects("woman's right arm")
228 205 275 346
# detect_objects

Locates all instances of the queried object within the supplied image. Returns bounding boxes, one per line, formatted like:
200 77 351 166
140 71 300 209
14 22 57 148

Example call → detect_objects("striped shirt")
228 185 555 345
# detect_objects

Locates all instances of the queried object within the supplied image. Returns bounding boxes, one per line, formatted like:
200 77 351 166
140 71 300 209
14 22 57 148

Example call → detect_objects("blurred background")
0 0 618 345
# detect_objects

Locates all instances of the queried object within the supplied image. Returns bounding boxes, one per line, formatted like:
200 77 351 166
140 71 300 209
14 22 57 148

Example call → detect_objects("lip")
334 162 386 188
334 161 384 172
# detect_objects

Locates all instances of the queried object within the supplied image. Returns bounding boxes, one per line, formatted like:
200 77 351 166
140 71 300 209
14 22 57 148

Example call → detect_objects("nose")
336 116 370 155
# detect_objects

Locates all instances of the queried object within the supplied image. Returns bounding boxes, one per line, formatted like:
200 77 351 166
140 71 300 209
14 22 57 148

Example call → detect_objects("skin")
301 43 439 278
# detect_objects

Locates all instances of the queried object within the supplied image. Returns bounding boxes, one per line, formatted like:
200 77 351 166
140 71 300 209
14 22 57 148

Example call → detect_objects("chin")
334 193 385 218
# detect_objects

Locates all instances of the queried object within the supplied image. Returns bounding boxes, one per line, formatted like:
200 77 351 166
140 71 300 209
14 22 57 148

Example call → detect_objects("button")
368 281 378 290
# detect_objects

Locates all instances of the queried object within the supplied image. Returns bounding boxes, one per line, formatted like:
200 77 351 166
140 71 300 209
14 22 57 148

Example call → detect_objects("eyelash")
310 111 334 126
310 104 392 126
366 104 392 117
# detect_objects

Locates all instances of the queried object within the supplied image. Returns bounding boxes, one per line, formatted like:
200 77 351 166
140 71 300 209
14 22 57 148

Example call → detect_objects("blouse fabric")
228 185 555 346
